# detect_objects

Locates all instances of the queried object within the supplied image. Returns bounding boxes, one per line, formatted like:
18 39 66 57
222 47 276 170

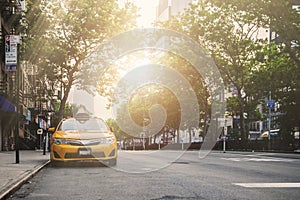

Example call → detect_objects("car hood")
54 131 114 140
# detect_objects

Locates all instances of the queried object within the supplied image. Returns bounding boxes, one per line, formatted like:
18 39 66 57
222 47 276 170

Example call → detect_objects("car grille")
69 139 104 146
64 152 106 159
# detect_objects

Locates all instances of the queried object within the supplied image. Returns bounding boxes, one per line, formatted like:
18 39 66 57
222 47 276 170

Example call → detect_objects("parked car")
49 115 117 166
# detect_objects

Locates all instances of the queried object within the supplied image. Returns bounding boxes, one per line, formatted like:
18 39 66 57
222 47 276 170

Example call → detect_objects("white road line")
222 158 241 162
222 157 294 162
233 183 300 188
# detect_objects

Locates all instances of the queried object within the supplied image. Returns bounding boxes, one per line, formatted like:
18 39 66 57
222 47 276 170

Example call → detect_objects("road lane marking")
233 183 300 188
222 157 294 162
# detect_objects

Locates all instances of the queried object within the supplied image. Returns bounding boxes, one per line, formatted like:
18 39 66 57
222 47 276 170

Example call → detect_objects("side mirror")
48 127 56 132
110 127 114 132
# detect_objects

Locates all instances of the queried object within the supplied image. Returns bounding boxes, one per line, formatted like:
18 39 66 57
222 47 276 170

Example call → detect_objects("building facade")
0 0 53 151
156 0 193 21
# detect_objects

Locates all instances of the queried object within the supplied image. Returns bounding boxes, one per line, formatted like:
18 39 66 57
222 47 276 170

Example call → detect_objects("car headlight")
53 138 67 145
105 137 115 144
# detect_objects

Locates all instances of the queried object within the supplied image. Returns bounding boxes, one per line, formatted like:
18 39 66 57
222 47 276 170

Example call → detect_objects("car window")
59 119 109 131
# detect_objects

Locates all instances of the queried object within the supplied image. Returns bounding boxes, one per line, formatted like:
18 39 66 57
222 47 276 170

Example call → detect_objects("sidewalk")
0 150 50 200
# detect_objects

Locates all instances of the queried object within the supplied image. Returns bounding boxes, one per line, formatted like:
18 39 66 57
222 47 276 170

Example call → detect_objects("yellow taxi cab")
49 115 117 166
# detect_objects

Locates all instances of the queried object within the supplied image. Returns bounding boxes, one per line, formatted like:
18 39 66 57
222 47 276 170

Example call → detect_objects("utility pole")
5 34 21 163
267 91 273 150
16 36 20 163
223 117 227 153
14 35 21 163
266 91 274 150
15 78 20 163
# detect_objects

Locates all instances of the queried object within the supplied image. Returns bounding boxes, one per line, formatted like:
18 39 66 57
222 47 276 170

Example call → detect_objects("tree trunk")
238 95 246 142
58 82 72 121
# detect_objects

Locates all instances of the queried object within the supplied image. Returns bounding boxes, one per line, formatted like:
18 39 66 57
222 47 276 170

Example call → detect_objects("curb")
0 160 50 200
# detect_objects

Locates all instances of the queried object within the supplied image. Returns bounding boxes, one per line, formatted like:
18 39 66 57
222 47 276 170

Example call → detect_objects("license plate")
79 149 91 155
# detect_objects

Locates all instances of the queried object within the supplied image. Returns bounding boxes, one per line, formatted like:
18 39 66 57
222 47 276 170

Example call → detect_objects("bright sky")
133 0 158 27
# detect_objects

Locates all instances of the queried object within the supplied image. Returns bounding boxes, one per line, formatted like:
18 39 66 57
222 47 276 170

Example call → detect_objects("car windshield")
59 118 109 131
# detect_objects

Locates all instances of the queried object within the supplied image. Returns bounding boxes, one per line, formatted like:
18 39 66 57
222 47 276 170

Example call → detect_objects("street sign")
218 117 233 127
5 35 20 71
295 132 299 140
224 126 228 136
266 100 275 109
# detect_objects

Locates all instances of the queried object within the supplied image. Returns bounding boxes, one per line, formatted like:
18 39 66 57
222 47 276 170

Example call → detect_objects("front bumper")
50 143 117 161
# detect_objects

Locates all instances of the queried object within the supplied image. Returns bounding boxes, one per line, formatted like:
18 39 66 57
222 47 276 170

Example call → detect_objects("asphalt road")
8 151 300 200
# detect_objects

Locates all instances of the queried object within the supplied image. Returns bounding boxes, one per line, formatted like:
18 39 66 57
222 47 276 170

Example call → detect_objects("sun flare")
132 0 158 27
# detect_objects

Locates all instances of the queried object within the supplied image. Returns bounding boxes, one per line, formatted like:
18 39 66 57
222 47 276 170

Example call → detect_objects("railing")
24 128 37 140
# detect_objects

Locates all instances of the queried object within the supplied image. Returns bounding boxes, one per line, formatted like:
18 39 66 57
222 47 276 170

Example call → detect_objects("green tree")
18 0 57 111
260 0 300 132
222 0 300 134
252 43 299 134
106 118 122 140
216 0 300 68
51 101 73 126
128 85 180 130
159 0 268 141
157 53 210 133
96 52 209 138
25 0 137 120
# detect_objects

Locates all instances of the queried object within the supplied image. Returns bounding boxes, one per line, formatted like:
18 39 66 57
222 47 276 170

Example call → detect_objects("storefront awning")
0 95 16 112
